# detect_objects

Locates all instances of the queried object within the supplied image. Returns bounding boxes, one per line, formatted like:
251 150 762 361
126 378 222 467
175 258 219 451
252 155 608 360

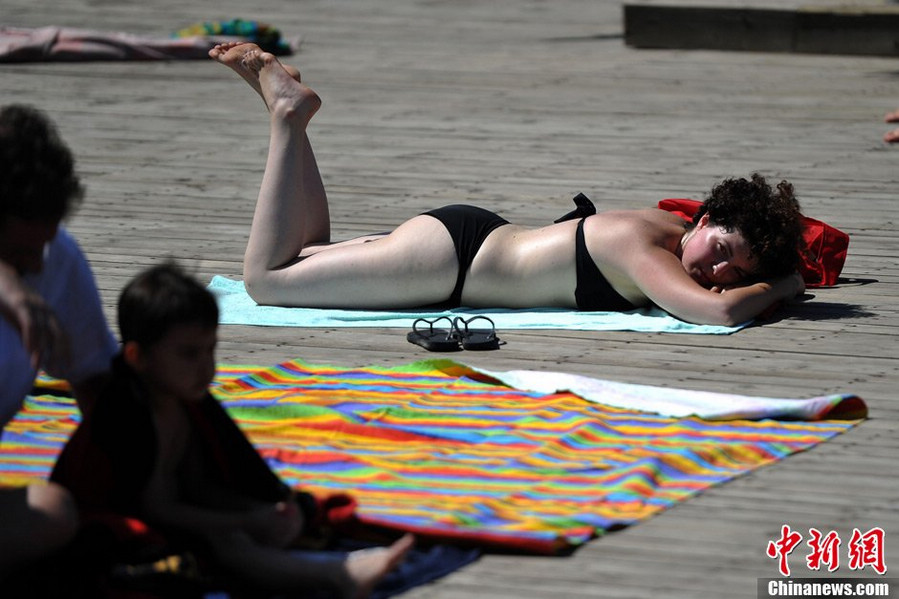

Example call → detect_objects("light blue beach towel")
208 276 745 334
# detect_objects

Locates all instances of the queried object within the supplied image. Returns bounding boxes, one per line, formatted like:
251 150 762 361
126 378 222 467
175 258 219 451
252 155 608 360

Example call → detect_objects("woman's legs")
246 52 325 275
211 43 330 255
214 45 460 308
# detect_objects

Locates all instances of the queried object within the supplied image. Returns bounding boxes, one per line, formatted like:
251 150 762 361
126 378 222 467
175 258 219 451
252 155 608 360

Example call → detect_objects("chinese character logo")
807 528 841 572
767 525 804 576
767 526 887 576
848 527 887 575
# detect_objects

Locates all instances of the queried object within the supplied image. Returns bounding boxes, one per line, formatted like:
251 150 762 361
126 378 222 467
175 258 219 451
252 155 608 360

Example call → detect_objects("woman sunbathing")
210 42 805 327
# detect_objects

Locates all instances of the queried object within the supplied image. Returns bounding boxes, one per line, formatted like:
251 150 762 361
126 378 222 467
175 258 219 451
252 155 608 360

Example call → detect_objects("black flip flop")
452 316 502 351
406 317 461 352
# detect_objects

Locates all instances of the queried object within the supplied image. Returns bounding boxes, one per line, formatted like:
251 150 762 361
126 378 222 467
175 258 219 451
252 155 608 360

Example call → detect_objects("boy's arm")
141 482 299 546
141 473 248 535
139 415 301 547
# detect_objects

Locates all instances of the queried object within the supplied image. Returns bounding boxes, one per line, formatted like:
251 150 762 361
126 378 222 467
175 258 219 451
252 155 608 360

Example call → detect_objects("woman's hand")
0 262 69 371
711 271 805 299
244 499 304 548
788 271 806 298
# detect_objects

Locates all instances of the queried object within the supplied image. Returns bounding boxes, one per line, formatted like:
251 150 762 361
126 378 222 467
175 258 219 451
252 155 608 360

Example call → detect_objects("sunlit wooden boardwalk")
2 0 898 596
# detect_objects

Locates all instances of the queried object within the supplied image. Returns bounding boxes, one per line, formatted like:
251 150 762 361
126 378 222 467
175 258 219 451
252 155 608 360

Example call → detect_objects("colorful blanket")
0 360 864 555
208 276 746 334
475 366 867 420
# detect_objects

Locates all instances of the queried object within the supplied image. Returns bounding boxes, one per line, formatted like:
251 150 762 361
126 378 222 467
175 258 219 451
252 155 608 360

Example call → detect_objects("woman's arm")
627 245 804 326
0 261 68 371
591 211 805 326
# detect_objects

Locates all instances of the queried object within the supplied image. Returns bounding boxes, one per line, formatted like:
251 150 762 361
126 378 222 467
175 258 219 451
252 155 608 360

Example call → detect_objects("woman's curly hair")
693 173 803 279
0 104 84 222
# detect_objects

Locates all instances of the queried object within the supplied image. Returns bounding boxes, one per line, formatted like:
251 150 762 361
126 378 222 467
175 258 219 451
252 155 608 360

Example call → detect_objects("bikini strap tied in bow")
554 192 597 223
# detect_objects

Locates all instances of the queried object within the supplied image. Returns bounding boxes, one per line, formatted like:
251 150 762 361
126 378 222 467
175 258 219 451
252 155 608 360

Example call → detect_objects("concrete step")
624 1 899 55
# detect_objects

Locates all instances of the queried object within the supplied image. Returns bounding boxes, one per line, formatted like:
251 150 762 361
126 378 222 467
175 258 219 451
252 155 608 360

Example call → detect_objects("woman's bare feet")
253 52 321 125
885 109 899 124
209 42 303 109
213 42 320 125
341 534 415 599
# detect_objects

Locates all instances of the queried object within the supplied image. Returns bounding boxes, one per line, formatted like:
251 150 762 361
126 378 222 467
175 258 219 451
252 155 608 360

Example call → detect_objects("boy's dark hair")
118 262 219 347
694 173 803 279
0 104 84 222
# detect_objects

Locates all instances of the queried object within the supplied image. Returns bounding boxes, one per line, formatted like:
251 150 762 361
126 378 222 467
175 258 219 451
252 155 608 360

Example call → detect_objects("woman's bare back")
463 209 688 309
463 220 580 308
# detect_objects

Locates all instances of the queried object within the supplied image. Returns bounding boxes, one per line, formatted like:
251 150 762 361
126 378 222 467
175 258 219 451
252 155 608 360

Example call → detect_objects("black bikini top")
559 193 637 312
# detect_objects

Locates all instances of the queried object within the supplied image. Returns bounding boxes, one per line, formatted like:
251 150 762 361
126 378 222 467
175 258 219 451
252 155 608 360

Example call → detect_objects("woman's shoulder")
590 208 687 239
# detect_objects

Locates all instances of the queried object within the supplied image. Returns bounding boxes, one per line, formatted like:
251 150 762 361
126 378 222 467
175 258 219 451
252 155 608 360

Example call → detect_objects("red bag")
657 198 849 288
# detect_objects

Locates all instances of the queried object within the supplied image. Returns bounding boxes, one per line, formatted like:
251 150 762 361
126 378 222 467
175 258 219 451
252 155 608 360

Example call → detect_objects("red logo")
767 526 887 577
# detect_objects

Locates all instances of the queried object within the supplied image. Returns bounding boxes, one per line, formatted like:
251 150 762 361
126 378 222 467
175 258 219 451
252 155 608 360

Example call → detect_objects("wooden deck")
3 0 898 596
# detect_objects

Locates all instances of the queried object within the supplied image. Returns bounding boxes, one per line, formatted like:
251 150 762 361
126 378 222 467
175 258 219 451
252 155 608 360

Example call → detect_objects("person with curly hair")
0 104 117 577
211 42 806 328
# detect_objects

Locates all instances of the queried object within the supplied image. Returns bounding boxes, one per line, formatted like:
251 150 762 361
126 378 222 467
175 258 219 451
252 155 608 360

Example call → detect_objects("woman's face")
0 216 59 275
681 214 758 288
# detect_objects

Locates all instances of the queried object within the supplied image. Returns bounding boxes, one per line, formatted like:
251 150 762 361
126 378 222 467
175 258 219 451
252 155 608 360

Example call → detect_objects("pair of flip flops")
406 316 502 352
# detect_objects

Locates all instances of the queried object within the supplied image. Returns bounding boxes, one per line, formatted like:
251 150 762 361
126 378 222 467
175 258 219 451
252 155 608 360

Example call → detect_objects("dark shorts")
422 205 510 308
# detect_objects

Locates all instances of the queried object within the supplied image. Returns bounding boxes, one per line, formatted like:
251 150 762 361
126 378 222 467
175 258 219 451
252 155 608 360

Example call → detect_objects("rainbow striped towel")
1 360 864 555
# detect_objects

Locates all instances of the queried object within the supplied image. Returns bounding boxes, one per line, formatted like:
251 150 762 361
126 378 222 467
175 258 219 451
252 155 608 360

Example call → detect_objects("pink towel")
0 26 273 62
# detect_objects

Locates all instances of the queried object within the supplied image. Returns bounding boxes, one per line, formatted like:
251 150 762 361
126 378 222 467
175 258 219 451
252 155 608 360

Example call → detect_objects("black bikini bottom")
422 205 510 308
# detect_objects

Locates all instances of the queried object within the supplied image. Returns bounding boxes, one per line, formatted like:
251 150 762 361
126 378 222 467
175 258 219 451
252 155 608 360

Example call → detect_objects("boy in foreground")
52 263 413 598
